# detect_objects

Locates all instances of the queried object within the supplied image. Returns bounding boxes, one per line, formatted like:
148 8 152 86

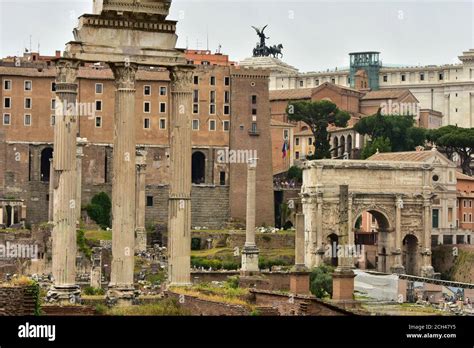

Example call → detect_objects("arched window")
333 137 339 158
347 134 353 158
340 136 346 158
40 148 53 182
192 151 206 184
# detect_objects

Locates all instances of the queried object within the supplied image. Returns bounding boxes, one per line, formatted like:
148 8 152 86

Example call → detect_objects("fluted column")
241 158 259 275
48 58 81 303
421 197 434 277
76 138 87 221
107 62 138 302
391 195 405 273
135 147 147 253
168 66 194 286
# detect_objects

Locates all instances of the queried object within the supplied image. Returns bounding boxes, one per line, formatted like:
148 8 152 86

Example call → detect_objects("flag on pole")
282 139 290 158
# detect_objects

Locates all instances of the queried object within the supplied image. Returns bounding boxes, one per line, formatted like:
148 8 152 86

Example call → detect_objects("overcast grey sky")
0 0 473 72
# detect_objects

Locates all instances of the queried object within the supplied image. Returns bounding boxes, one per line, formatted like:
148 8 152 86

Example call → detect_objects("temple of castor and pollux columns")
45 0 435 306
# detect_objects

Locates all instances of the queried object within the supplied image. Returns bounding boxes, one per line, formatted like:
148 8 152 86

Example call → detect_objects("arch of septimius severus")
301 159 436 278
48 0 194 304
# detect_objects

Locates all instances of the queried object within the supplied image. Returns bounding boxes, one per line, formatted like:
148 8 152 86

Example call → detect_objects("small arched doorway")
192 151 206 184
40 148 53 182
403 234 419 275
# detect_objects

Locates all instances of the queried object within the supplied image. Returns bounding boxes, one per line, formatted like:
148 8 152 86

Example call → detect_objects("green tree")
361 136 392 159
427 126 474 175
287 165 302 182
287 100 350 159
310 264 335 299
86 192 112 229
354 109 426 153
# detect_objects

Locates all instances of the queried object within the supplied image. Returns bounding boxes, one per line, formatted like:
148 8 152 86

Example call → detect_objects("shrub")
287 165 302 182
310 264 335 299
77 229 92 259
226 276 240 289
86 192 111 229
191 237 201 251
83 286 105 296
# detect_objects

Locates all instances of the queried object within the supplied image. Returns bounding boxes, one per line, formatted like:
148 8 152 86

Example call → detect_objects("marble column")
48 158 54 222
290 213 310 294
76 138 87 221
241 158 259 275
135 147 147 253
0 206 3 225
421 197 434 277
391 195 405 273
167 66 194 286
48 58 81 303
107 62 138 303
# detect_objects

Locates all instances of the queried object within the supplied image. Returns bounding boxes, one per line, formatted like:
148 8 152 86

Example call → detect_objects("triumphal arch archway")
301 159 435 277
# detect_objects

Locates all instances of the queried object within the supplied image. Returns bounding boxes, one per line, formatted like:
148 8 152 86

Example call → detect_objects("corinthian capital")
111 62 138 89
55 59 80 84
170 66 194 92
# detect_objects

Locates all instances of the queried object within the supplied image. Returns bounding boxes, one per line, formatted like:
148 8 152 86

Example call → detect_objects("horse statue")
269 44 284 59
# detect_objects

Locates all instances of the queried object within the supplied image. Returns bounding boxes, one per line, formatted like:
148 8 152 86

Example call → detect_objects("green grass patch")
105 299 189 316
84 230 112 242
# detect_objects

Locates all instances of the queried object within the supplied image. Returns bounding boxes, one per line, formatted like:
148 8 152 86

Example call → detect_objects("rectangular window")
209 119 216 131
448 208 453 223
315 79 319 86
295 151 300 159
146 196 154 207
295 138 300 146
95 116 102 128
159 102 166 113
144 85 151 96
224 91 230 104
220 172 226 185
210 76 216 86
401 74 406 82
383 75 388 82
432 209 439 228
24 80 32 91
283 129 289 139
210 91 216 103
51 99 56 110
420 73 425 81
194 76 199 85
224 76 230 86
4 80 12 90
24 98 32 109
3 113 11 125
51 82 56 92
159 118 166 130
210 104 216 115
439 73 444 80
251 95 257 104
24 114 31 126
4 97 11 109
144 118 151 129
224 105 230 115
144 101 151 113
192 119 200 130
252 108 257 116
160 86 167 96
51 115 55 126
193 104 199 114
223 120 230 131
95 83 103 94
95 100 102 112
193 90 199 103
308 138 313 146
331 78 336 84
251 122 257 133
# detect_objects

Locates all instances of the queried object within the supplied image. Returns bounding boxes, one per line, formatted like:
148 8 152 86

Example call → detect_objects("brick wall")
165 290 249 316
250 289 353 316
0 285 37 316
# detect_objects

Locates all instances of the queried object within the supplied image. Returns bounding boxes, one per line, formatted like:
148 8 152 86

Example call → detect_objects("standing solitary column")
290 213 310 294
135 147 147 253
241 158 259 275
107 62 138 303
48 58 81 303
168 66 194 286
391 195 405 273
421 197 434 278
